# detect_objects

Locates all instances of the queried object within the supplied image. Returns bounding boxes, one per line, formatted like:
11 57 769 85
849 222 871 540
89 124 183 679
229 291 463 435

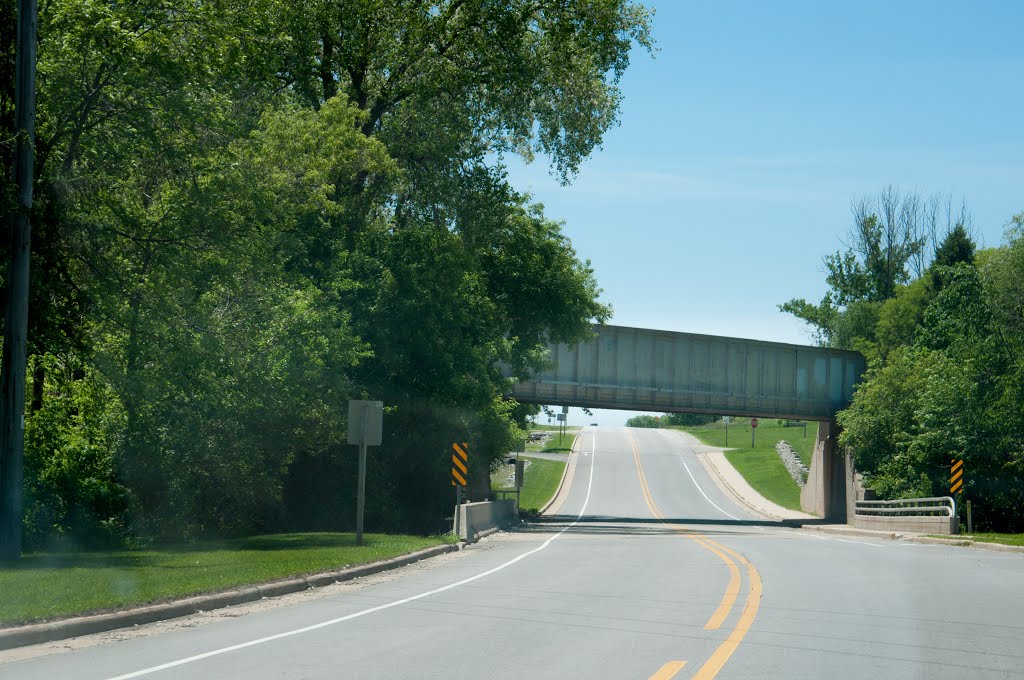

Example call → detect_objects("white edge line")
833 538 885 548
106 431 599 680
679 457 764 530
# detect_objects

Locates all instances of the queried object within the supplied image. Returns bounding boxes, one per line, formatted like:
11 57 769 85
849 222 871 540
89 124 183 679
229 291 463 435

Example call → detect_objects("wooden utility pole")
0 0 38 561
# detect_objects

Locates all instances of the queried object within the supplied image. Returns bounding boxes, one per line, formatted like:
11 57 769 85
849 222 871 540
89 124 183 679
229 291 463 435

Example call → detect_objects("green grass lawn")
671 420 820 512
526 430 576 453
492 456 567 514
517 458 568 512
528 424 581 432
0 532 454 626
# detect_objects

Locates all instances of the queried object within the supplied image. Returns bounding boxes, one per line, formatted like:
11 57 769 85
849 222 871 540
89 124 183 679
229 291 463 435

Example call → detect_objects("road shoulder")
665 429 815 522
538 433 580 516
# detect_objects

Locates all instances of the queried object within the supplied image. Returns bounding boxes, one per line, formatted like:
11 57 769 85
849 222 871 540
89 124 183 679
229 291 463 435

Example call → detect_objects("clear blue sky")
510 1 1024 427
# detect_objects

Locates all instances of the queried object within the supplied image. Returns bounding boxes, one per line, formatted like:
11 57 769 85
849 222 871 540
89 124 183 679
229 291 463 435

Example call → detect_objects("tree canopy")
790 202 1024 532
2 0 653 546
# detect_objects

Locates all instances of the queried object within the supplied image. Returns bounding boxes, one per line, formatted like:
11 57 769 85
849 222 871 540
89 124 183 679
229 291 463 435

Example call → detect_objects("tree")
931 224 976 290
7 0 651 543
626 415 660 428
874 277 932 360
838 226 1024 532
278 0 654 181
782 188 967 349
661 413 715 426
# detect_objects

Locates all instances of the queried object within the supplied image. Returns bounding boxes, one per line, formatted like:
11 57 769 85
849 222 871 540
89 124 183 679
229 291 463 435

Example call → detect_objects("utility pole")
0 0 38 561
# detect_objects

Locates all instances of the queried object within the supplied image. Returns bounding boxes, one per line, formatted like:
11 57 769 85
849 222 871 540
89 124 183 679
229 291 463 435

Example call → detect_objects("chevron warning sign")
451 442 468 487
950 458 964 494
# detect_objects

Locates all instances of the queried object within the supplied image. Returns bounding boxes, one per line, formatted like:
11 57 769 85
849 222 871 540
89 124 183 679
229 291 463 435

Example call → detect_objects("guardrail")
855 496 955 517
852 496 957 534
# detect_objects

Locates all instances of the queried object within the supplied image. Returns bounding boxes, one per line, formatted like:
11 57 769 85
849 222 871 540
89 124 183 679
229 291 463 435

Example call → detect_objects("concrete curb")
537 434 579 516
802 524 1024 553
698 451 782 521
0 543 460 651
905 536 1024 553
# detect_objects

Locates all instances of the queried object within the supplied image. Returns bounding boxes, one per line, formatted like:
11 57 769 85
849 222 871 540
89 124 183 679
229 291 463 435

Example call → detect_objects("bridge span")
508 324 866 421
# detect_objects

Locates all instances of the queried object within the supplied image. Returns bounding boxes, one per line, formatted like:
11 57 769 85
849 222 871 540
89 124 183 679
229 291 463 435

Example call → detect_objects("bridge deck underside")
508 325 866 421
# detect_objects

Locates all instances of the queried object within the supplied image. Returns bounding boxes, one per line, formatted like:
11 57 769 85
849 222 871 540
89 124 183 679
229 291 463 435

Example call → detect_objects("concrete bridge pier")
800 420 854 521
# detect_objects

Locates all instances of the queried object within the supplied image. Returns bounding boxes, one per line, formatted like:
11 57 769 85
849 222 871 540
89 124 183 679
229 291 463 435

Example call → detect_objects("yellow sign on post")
451 442 468 487
950 459 964 494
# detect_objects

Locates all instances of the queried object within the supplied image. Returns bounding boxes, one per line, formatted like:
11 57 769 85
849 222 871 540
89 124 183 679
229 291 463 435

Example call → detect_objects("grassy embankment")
669 420 817 512
491 429 576 514
0 532 455 626
526 429 577 453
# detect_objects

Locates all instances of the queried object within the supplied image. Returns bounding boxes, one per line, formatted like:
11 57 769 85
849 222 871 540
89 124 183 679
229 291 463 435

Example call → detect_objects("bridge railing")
855 497 955 518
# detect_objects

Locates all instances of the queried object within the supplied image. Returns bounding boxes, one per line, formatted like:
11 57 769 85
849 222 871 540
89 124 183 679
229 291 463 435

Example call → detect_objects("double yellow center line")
626 431 762 680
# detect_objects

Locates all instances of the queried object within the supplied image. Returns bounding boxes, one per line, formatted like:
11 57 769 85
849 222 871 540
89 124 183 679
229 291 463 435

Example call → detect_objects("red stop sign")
751 418 759 428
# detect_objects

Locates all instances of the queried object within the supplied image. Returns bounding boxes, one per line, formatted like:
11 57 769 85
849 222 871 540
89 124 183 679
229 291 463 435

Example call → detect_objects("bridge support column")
800 420 848 521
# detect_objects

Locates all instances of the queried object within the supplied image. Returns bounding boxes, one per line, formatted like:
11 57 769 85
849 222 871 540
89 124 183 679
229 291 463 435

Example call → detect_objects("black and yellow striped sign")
950 458 964 494
451 442 468 487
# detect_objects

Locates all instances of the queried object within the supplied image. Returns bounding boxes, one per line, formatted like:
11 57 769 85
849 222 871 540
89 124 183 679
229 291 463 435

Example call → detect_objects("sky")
511 1 1024 427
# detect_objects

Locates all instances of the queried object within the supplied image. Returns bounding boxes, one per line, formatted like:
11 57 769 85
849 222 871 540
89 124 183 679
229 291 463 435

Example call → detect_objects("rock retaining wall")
776 441 809 486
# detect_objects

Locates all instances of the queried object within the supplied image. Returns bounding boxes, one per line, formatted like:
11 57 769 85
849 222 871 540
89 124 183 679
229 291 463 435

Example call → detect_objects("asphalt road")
3 427 1023 679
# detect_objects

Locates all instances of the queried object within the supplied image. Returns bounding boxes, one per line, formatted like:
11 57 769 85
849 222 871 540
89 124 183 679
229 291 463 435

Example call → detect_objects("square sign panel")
347 400 383 446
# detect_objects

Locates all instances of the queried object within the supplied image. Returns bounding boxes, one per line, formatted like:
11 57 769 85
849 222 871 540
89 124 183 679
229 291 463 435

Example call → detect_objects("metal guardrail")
855 496 955 517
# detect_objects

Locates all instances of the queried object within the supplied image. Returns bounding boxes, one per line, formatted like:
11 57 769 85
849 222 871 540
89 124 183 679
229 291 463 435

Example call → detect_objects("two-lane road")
3 428 1023 679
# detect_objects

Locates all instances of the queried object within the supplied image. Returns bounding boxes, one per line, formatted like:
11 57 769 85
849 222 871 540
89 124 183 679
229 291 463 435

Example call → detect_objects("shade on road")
2 428 1022 679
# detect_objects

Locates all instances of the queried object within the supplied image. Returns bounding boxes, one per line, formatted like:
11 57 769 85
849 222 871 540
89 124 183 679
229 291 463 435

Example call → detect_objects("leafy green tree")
874 277 932 360
10 0 649 543
268 1 639 529
661 413 715 426
930 224 976 290
278 0 653 180
839 229 1024 532
781 188 938 347
23 355 129 549
626 415 661 428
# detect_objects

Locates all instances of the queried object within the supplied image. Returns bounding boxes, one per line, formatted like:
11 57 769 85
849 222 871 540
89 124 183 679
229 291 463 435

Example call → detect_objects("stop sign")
751 417 759 428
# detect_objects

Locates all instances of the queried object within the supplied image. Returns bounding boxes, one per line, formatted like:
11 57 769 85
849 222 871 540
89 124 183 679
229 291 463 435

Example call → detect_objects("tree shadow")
5 532 370 571
512 514 831 538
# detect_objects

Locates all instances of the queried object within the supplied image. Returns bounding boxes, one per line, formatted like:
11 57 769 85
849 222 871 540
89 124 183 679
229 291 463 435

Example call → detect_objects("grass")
517 458 568 512
491 456 568 514
526 430 576 453
928 532 1024 547
670 419 821 512
0 532 455 626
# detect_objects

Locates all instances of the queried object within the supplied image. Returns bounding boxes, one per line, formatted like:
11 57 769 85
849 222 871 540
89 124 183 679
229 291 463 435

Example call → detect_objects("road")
3 427 1023 679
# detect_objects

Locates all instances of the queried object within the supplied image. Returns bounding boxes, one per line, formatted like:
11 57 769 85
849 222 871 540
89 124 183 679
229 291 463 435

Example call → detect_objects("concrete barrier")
456 500 515 542
851 514 957 534
852 496 957 534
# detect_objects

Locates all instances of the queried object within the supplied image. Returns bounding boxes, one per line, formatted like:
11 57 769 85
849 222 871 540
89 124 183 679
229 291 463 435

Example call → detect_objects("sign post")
348 400 383 546
514 457 525 513
723 416 731 446
750 417 758 448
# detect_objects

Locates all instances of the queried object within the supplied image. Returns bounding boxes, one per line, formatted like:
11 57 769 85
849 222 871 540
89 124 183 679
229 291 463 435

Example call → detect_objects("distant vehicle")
590 422 598 426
